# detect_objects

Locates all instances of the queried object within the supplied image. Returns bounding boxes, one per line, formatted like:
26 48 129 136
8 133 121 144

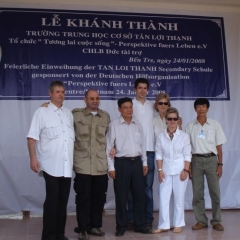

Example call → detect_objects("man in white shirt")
106 97 151 237
186 98 226 232
128 78 155 229
27 81 74 240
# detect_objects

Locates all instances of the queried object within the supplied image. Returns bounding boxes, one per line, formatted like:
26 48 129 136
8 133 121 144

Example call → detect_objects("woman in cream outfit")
153 107 191 234
152 93 181 232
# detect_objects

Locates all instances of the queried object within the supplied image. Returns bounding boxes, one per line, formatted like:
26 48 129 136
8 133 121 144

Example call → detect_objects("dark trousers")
74 173 108 232
114 157 145 232
42 171 71 240
127 151 155 224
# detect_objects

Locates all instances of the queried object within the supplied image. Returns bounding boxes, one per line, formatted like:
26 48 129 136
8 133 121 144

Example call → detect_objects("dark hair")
49 81 65 92
194 98 210 109
84 89 98 98
134 78 149 89
118 97 133 108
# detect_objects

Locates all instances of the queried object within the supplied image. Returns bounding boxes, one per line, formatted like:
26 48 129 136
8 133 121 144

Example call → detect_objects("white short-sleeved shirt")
27 102 74 177
106 116 147 171
153 115 167 141
185 118 226 155
155 128 191 175
132 98 155 151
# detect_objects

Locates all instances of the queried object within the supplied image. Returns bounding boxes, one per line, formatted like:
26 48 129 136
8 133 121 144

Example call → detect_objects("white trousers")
158 174 188 229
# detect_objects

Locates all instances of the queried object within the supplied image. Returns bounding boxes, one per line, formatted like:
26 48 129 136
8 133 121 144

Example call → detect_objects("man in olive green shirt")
73 89 110 240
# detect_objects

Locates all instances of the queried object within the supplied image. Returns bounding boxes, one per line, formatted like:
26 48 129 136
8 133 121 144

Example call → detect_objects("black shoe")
78 231 88 240
115 230 125 237
127 222 134 230
134 228 152 234
57 237 69 240
87 228 105 236
146 223 153 230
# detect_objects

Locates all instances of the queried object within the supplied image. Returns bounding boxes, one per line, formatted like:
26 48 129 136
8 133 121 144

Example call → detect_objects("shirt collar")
119 115 136 124
194 117 210 125
49 102 63 112
164 127 180 136
133 97 149 105
83 107 102 117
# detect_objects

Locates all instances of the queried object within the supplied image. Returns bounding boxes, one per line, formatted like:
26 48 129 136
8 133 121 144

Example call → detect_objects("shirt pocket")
97 123 108 144
173 140 184 154
207 130 215 144
46 122 60 139
76 121 90 142
96 151 108 172
134 132 142 145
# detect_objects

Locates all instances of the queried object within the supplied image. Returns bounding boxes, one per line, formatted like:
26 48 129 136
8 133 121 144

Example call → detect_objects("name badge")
197 130 205 139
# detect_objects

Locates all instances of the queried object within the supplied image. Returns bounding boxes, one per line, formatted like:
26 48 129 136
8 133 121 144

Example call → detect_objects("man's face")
118 101 133 119
134 83 148 99
195 104 209 117
84 90 100 111
49 86 65 106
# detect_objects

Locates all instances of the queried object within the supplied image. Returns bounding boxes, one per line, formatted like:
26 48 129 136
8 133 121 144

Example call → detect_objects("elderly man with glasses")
72 89 110 240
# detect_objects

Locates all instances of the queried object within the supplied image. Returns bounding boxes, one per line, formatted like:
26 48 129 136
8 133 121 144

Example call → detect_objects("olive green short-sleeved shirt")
72 108 110 175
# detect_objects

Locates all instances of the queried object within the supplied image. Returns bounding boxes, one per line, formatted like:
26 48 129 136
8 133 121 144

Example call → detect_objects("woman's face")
156 98 169 115
166 113 178 129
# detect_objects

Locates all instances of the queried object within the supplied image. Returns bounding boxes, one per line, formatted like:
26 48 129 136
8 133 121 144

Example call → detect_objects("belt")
115 156 141 161
192 153 216 158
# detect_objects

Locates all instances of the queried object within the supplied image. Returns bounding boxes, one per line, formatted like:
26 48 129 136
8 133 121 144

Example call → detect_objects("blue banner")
0 9 229 100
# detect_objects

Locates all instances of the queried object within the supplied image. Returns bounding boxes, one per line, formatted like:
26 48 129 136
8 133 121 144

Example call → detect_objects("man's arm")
106 122 116 179
138 123 148 176
216 144 223 179
27 138 40 173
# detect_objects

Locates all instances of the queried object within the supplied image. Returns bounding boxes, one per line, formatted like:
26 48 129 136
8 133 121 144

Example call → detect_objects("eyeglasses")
87 97 100 101
158 102 168 106
167 118 178 121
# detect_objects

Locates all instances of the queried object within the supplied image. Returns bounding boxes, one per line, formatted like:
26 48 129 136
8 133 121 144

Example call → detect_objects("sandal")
152 228 168 234
173 227 182 233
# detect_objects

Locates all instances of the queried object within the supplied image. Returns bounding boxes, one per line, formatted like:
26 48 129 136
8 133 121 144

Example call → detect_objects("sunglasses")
87 97 100 101
167 118 178 121
158 102 168 106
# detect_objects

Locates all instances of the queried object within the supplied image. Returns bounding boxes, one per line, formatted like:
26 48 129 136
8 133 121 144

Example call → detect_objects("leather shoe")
127 222 134 230
146 223 152 230
192 222 208 230
115 230 125 237
134 228 152 234
57 237 69 240
213 223 224 231
87 228 105 236
78 231 88 240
